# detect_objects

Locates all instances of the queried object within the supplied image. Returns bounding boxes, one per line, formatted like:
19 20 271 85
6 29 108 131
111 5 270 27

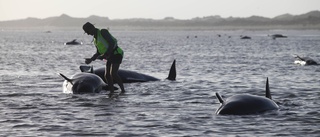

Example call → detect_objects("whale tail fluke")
216 92 225 103
265 77 272 99
167 60 176 81
294 55 305 61
58 73 73 84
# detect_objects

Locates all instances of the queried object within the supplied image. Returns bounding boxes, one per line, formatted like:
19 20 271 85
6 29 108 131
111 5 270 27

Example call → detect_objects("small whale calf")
215 78 279 115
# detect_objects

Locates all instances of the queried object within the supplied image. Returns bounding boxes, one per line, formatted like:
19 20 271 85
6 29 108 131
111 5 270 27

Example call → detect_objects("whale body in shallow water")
80 60 176 83
294 55 318 66
64 39 82 45
215 78 279 115
59 72 108 94
270 34 287 40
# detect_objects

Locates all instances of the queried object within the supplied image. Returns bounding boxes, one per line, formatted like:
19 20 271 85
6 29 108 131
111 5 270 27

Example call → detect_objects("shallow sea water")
0 29 319 136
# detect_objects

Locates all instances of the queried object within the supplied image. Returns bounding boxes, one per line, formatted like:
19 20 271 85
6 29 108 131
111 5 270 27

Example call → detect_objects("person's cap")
83 22 95 33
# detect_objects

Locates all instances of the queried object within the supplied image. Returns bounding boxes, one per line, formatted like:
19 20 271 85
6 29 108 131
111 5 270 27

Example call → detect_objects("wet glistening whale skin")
215 78 279 115
80 60 176 83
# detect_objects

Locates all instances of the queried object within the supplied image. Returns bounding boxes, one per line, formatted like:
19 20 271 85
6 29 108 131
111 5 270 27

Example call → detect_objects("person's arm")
101 29 116 58
91 50 100 60
85 47 100 64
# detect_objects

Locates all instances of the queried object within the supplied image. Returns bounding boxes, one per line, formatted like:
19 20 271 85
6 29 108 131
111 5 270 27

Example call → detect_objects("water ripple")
0 30 319 136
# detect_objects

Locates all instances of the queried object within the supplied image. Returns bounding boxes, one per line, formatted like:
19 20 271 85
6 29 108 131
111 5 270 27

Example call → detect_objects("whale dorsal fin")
58 73 73 85
266 77 272 99
216 92 225 103
80 65 94 73
167 60 176 80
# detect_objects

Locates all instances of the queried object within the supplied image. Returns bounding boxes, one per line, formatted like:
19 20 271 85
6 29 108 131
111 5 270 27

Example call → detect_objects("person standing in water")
82 22 125 97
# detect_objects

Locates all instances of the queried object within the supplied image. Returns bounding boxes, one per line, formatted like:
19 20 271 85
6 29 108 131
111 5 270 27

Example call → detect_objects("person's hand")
102 53 110 59
85 58 92 64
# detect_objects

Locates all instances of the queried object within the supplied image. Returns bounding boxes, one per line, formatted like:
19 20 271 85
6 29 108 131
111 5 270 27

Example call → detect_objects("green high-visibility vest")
94 29 123 56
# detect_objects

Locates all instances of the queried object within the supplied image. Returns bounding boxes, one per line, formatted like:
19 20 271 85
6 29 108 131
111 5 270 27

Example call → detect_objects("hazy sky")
0 0 319 21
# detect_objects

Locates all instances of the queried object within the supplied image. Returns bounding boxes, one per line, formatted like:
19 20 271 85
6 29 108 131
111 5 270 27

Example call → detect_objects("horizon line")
1 10 319 22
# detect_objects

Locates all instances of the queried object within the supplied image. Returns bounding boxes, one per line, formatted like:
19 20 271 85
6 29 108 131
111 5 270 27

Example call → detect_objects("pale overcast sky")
0 0 319 21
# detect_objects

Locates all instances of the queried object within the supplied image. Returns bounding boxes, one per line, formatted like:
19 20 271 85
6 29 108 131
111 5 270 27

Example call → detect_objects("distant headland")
1 10 319 30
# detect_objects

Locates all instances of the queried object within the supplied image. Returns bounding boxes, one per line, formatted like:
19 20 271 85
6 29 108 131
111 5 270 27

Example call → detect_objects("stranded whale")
270 34 287 40
294 55 318 66
58 72 109 94
215 78 279 115
64 39 82 45
80 60 176 83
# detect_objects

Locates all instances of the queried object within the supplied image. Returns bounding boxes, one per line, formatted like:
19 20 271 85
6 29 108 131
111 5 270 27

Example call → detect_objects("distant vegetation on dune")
1 11 320 30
